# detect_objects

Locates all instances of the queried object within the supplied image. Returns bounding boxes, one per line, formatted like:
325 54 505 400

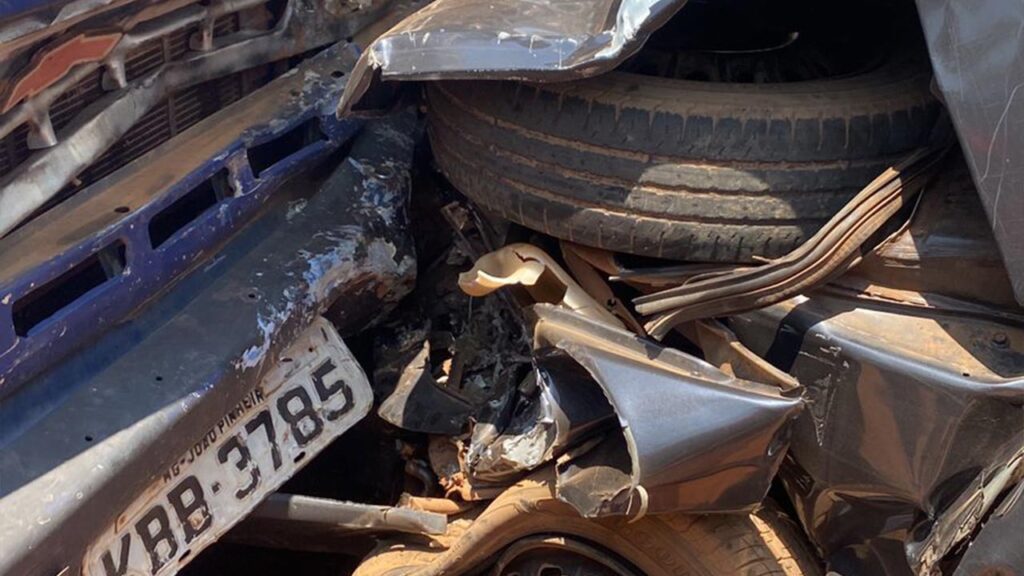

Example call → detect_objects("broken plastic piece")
377 339 475 435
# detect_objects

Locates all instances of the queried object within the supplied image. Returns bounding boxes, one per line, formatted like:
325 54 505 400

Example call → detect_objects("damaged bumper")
0 113 418 575
0 42 363 400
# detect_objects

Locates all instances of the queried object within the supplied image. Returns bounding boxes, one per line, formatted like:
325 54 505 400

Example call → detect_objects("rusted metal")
0 0 269 147
0 42 361 398
397 494 476 516
353 470 584 576
555 242 798 390
849 160 1018 309
635 145 949 338
0 0 162 58
821 278 1024 326
683 319 800 392
246 493 448 535
459 243 623 328
560 241 647 335
1 32 121 113
354 467 812 576
565 243 748 289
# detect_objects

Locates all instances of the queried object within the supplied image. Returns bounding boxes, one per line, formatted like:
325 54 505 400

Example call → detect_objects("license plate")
84 318 372 576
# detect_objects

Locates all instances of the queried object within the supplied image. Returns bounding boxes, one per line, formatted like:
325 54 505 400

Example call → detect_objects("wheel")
490 536 643 576
425 10 940 263
353 476 823 576
486 506 823 576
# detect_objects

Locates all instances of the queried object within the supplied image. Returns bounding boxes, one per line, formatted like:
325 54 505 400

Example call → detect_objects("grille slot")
148 170 231 248
12 242 127 337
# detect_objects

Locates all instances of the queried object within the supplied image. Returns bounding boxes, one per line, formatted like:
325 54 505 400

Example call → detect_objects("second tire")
426 50 939 262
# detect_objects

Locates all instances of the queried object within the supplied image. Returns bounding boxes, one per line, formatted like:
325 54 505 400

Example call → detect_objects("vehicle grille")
0 13 274 194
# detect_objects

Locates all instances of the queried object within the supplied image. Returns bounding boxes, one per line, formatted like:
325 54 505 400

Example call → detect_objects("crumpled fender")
529 304 803 517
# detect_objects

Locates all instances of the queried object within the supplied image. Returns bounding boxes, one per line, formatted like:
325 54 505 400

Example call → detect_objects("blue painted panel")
0 43 362 398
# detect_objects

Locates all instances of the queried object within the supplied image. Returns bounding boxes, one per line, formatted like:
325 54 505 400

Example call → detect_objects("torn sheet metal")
916 0 1024 305
528 304 803 517
467 362 616 484
554 432 634 518
731 293 1024 575
336 0 690 114
460 243 623 328
908 444 1024 575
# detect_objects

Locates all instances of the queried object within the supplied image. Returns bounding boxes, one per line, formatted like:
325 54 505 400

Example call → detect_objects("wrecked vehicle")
0 0 1022 575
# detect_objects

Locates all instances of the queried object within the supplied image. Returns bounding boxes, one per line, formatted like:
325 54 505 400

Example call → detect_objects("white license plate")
84 318 372 576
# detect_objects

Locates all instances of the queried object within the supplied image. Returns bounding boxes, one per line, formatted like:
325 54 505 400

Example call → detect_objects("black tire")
426 53 939 262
